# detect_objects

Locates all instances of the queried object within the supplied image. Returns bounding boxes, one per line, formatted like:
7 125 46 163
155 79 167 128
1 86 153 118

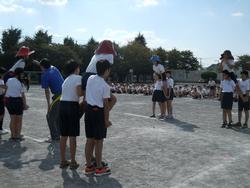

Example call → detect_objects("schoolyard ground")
0 86 250 188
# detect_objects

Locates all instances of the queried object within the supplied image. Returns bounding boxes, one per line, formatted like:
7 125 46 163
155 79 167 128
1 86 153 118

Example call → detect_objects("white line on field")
24 135 46 143
123 113 152 119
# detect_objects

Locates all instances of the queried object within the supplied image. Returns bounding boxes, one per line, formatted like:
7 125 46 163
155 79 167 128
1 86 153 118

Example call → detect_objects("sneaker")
69 161 79 170
242 123 248 129
60 160 70 169
94 166 111 177
221 122 227 128
159 115 165 120
150 114 156 118
85 165 96 175
0 129 8 135
227 121 233 129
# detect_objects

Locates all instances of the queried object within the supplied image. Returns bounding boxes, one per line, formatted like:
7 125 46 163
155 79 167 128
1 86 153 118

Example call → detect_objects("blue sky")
0 0 249 67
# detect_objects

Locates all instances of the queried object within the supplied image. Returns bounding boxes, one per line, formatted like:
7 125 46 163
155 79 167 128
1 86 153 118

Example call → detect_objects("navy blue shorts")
221 92 233 110
5 97 23 115
59 101 80 137
0 95 4 115
84 104 107 140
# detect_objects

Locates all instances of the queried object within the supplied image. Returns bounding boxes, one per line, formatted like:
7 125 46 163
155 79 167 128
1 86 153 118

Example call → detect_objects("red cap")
16 46 35 57
95 40 117 55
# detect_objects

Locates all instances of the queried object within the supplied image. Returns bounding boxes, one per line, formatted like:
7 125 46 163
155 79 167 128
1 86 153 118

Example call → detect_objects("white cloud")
52 33 63 38
102 28 167 48
135 0 159 7
0 2 36 14
35 25 52 31
76 28 87 33
38 0 68 6
232 12 244 17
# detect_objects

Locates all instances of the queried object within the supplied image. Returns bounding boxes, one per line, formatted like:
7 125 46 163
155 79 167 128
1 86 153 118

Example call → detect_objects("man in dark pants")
39 58 64 142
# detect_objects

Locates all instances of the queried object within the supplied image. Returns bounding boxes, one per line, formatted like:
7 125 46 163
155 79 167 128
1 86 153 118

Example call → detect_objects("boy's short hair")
166 70 171 74
64 59 79 76
241 70 249 77
40 58 51 69
222 70 230 76
96 60 111 76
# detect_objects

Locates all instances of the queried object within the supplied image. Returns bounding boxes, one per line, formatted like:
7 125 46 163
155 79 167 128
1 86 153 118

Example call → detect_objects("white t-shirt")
0 79 5 95
60 74 82 102
153 64 165 74
208 80 216 87
86 75 110 108
239 79 250 95
86 54 114 73
9 59 25 72
167 78 174 88
5 78 25 97
154 80 162 91
222 60 234 72
220 79 236 93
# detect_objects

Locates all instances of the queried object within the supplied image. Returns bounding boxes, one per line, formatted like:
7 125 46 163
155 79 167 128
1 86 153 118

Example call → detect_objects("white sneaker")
0 129 9 135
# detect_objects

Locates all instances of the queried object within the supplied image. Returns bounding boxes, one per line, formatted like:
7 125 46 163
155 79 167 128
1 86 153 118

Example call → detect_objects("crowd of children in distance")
0 46 249 178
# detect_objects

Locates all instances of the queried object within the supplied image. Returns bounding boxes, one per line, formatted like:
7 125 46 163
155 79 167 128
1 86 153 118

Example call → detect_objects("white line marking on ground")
123 113 153 119
24 135 46 143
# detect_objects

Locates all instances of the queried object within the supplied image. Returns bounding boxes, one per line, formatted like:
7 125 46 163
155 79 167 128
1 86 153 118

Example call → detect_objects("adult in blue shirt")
40 58 64 142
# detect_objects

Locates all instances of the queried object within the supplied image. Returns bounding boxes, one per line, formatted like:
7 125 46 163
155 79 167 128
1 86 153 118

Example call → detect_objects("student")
150 73 157 118
0 67 7 134
5 68 29 141
150 55 165 75
84 60 112 176
165 71 174 119
39 58 64 142
234 71 249 128
150 73 166 119
208 78 216 98
4 46 34 84
59 60 83 169
82 40 117 114
220 70 236 128
219 50 237 83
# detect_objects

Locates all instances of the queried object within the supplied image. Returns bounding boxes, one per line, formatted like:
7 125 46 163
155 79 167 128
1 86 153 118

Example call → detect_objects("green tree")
123 42 151 82
64 36 75 47
201 71 217 82
166 49 200 70
33 30 52 45
236 55 250 70
134 33 147 47
1 26 21 54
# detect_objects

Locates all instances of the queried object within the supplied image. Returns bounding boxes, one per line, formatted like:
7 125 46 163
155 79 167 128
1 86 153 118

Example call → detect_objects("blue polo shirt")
41 66 64 95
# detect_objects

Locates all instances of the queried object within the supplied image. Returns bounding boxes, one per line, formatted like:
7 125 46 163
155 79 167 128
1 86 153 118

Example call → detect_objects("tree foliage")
1 26 21 54
0 27 204 82
201 71 217 82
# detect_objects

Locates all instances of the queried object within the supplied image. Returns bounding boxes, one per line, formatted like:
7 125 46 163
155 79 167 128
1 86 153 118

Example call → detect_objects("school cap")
16 46 35 58
150 55 160 62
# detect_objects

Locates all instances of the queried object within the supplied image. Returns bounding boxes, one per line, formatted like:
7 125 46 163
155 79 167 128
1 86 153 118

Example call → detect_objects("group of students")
0 41 117 177
218 50 249 129
150 55 175 120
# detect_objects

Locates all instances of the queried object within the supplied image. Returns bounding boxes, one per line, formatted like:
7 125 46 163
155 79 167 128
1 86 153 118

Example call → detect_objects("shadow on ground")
166 118 200 132
61 169 122 188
